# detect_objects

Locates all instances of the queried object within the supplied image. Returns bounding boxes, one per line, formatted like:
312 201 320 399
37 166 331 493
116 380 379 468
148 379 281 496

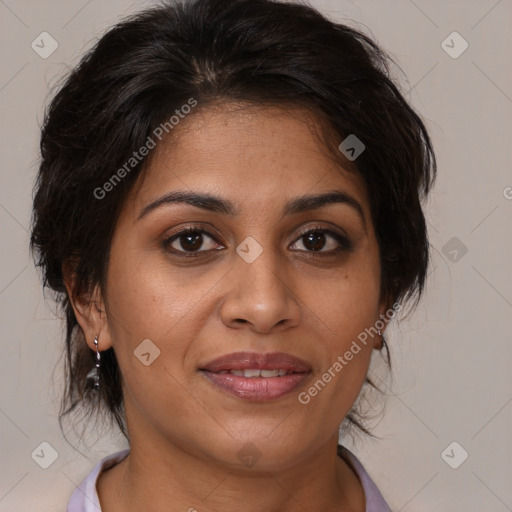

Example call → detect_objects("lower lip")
201 371 310 401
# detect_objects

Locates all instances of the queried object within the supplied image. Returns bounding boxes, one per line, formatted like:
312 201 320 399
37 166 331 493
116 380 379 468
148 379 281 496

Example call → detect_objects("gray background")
0 0 511 510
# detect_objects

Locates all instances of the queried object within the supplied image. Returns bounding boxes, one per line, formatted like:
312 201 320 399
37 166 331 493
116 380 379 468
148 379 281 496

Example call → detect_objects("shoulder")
337 444 392 512
67 448 130 512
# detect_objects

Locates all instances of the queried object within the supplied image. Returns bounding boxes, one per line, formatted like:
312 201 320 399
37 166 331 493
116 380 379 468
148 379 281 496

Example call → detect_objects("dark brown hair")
30 0 436 442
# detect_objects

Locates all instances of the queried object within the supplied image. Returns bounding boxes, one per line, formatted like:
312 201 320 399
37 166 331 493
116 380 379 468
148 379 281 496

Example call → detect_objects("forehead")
127 102 370 217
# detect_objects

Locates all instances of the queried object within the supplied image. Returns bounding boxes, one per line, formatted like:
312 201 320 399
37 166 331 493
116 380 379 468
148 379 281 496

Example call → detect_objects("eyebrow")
136 189 366 229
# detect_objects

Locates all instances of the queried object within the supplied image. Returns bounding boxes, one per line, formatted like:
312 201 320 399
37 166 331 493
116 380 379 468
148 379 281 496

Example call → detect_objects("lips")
199 351 312 401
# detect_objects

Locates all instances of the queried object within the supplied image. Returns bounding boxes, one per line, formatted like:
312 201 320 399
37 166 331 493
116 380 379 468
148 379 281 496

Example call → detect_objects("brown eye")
177 231 203 251
290 228 352 255
302 230 328 251
163 228 222 256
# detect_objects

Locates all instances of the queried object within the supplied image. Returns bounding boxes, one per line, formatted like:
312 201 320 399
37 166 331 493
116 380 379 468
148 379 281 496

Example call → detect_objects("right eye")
162 227 223 257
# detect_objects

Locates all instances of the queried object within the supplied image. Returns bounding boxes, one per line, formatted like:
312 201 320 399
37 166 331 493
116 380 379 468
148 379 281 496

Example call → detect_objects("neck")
98 432 364 512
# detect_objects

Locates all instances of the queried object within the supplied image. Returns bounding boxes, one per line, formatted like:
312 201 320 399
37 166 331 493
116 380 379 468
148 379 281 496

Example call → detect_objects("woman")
30 0 436 510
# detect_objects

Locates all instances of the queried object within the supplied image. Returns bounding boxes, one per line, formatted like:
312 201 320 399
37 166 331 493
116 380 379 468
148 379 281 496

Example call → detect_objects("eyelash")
161 225 352 259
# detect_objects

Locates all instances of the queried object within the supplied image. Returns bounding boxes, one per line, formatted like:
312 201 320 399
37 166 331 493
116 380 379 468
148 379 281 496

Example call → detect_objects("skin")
66 102 390 512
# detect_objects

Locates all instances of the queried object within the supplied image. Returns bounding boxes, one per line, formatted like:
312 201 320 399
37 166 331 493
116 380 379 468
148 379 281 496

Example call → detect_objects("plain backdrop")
0 0 511 510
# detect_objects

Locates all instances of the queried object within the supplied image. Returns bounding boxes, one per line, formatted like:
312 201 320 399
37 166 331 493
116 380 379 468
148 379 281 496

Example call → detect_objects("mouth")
199 351 312 402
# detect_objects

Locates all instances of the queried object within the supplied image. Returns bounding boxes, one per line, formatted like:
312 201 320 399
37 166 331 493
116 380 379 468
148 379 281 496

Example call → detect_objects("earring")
86 336 101 390
377 328 387 351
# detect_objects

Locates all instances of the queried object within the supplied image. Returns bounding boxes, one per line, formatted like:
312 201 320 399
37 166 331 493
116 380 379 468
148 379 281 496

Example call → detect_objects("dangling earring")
86 336 101 390
377 328 387 351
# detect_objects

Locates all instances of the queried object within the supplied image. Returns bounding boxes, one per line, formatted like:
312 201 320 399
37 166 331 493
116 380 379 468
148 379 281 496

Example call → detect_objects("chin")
207 433 309 473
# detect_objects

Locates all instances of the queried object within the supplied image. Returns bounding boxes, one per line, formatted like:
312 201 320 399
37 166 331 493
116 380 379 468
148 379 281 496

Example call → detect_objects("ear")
62 259 113 352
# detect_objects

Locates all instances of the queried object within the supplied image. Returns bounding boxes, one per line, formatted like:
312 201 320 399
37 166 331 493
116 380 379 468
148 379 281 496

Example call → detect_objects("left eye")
290 229 349 253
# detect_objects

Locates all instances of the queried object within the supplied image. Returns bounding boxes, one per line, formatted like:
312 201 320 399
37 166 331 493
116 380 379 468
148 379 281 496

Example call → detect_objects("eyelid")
294 223 348 241
162 223 353 256
291 225 352 252
162 226 222 253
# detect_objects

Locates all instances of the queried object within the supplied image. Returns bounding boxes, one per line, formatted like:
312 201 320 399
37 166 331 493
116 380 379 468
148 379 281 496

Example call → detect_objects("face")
90 103 388 471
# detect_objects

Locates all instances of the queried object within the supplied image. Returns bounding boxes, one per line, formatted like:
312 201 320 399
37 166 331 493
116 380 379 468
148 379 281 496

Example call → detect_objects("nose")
219 248 301 334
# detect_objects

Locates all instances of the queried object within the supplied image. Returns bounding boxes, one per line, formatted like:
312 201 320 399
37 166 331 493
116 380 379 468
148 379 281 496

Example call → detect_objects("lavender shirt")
67 445 391 511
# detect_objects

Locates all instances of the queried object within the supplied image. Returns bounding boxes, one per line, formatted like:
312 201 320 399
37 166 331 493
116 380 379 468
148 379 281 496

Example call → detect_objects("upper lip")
200 351 312 373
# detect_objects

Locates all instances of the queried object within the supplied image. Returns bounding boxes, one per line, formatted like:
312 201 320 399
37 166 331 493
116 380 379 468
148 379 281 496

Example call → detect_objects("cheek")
104 244 219 377
297 259 380 405
107 230 198 326
306 259 381 346
103 255 207 425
